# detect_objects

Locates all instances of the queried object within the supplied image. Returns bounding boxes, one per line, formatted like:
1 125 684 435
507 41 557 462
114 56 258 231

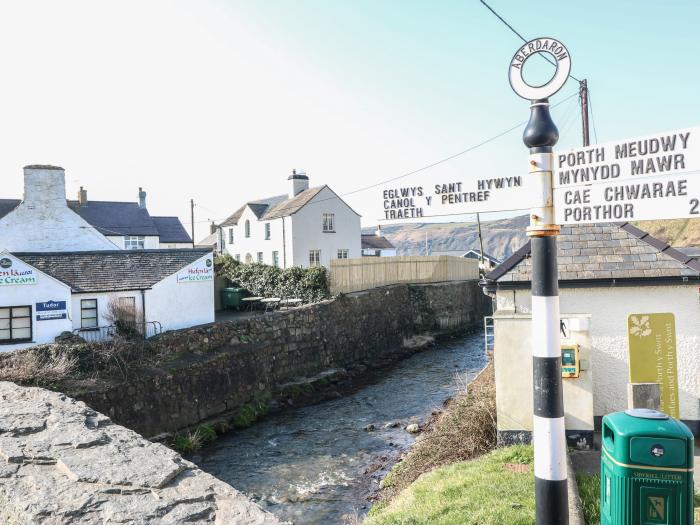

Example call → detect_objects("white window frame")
265 223 271 240
322 213 335 233
0 306 32 344
257 252 264 263
124 236 145 250
309 250 321 267
245 220 251 238
337 249 349 259
235 254 241 261
229 228 234 244
272 251 280 267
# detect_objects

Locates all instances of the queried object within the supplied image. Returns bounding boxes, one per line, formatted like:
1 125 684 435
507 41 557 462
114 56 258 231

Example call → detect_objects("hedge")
215 254 330 304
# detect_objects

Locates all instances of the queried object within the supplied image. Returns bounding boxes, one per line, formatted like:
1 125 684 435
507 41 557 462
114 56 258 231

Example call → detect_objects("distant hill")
632 219 700 247
364 217 700 260
364 215 530 260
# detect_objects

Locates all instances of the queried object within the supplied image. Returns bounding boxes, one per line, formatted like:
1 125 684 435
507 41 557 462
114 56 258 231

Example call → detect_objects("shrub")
215 254 330 303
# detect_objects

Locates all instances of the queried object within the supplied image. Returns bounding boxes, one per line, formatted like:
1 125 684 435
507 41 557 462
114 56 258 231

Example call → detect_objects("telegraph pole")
579 79 590 147
476 212 486 272
509 37 571 524
190 199 196 249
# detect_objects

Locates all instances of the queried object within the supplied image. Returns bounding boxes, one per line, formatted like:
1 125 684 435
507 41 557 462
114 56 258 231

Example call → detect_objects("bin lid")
624 408 669 420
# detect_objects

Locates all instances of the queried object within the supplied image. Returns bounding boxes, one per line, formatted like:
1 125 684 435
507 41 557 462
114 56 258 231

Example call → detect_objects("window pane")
82 299 97 308
0 309 9 319
12 317 30 329
0 319 9 330
0 329 10 340
12 307 30 317
82 317 98 328
11 328 31 339
81 309 97 319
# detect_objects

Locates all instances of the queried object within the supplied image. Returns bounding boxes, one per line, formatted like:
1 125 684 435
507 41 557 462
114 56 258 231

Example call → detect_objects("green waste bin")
220 288 246 310
600 408 694 525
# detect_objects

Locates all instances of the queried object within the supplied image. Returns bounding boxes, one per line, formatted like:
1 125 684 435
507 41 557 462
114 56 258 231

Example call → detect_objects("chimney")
138 187 147 209
288 169 309 198
23 165 67 208
77 186 88 205
210 221 217 234
376 224 383 237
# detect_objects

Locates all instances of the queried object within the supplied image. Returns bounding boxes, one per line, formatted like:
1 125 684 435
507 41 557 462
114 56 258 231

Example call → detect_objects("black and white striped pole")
509 38 571 524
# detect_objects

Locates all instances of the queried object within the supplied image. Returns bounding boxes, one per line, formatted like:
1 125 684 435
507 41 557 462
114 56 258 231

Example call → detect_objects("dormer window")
245 220 251 238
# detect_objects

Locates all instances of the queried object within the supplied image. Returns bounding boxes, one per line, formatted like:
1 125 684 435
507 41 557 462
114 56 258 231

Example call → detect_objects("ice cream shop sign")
176 257 214 283
0 257 37 286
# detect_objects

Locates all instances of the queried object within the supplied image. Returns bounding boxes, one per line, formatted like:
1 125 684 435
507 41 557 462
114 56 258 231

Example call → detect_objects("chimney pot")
138 187 147 209
78 186 88 205
210 221 217 235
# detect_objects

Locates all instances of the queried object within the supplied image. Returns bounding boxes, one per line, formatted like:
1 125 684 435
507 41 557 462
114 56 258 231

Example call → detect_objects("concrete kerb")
567 453 586 525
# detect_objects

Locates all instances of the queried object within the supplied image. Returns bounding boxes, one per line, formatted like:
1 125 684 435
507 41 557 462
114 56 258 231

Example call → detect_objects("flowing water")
193 332 487 524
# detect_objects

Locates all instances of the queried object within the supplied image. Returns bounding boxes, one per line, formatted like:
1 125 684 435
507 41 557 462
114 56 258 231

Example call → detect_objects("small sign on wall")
36 300 67 321
0 257 37 286
627 313 679 418
177 257 214 283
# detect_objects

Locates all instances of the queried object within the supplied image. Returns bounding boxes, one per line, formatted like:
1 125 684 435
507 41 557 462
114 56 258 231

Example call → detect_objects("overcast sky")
1 0 698 241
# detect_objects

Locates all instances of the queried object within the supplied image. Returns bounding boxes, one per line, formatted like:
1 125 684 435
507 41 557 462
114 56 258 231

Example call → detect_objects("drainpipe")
140 290 146 337
282 217 287 268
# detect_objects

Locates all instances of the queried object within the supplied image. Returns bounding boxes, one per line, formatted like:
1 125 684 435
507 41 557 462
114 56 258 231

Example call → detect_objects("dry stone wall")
73 281 490 437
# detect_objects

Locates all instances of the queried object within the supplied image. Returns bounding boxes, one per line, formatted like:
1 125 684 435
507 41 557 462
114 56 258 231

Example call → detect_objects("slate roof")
219 186 353 226
151 216 192 244
0 197 191 243
13 249 211 292
361 234 395 250
486 223 700 285
0 199 20 218
196 232 218 248
68 200 159 236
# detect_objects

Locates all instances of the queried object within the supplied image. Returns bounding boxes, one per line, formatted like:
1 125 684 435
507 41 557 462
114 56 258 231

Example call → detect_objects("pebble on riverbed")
405 423 420 434
363 424 376 432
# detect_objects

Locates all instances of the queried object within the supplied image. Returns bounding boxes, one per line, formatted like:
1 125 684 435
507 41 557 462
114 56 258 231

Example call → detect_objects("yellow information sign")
627 313 679 418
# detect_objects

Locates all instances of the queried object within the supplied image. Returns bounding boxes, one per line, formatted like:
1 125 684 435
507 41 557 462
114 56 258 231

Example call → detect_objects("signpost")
509 37 571 525
627 313 679 418
554 126 700 224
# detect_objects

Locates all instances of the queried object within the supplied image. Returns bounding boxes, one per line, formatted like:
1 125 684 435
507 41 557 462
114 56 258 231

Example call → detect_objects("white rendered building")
217 171 361 269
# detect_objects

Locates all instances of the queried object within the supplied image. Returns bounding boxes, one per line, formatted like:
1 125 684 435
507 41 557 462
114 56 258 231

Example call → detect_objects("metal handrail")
73 321 163 342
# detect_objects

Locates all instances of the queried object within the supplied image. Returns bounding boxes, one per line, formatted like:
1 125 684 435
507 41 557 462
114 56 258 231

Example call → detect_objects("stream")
193 332 487 524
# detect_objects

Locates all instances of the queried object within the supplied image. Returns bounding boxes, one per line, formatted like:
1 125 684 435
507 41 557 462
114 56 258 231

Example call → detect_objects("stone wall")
0 382 281 524
71 281 490 437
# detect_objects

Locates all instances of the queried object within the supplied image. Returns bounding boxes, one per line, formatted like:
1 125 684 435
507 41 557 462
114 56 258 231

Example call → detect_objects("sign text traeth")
381 176 536 221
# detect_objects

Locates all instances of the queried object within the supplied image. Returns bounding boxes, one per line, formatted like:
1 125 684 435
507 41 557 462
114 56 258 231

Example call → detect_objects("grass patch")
365 445 535 525
376 362 496 502
575 472 600 525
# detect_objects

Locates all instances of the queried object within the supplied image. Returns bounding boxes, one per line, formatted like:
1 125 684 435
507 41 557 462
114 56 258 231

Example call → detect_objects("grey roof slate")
13 249 211 292
361 235 395 250
195 232 218 248
0 199 20 219
487 222 699 284
151 216 192 244
68 200 159 236
219 187 328 225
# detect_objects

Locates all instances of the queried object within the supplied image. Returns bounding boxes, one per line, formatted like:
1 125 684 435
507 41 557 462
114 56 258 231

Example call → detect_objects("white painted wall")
221 207 286 266
495 284 700 423
70 290 146 331
159 243 193 249
0 167 118 252
146 253 215 331
290 187 361 268
0 254 73 351
105 236 160 249
362 248 397 257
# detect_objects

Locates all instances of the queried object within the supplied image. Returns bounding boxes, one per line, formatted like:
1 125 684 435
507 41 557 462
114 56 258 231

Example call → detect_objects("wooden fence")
330 256 480 294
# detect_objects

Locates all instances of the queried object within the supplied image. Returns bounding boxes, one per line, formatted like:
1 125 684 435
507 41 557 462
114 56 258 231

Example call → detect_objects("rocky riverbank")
0 382 281 524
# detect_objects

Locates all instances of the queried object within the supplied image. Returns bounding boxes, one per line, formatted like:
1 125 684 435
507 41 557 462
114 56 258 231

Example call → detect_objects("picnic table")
260 297 281 313
241 296 263 311
279 298 303 310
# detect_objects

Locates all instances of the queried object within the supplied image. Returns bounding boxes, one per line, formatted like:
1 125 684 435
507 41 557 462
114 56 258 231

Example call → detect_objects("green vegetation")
215 254 330 303
171 424 218 453
376 363 496 502
575 473 600 525
365 445 535 525
232 392 271 428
